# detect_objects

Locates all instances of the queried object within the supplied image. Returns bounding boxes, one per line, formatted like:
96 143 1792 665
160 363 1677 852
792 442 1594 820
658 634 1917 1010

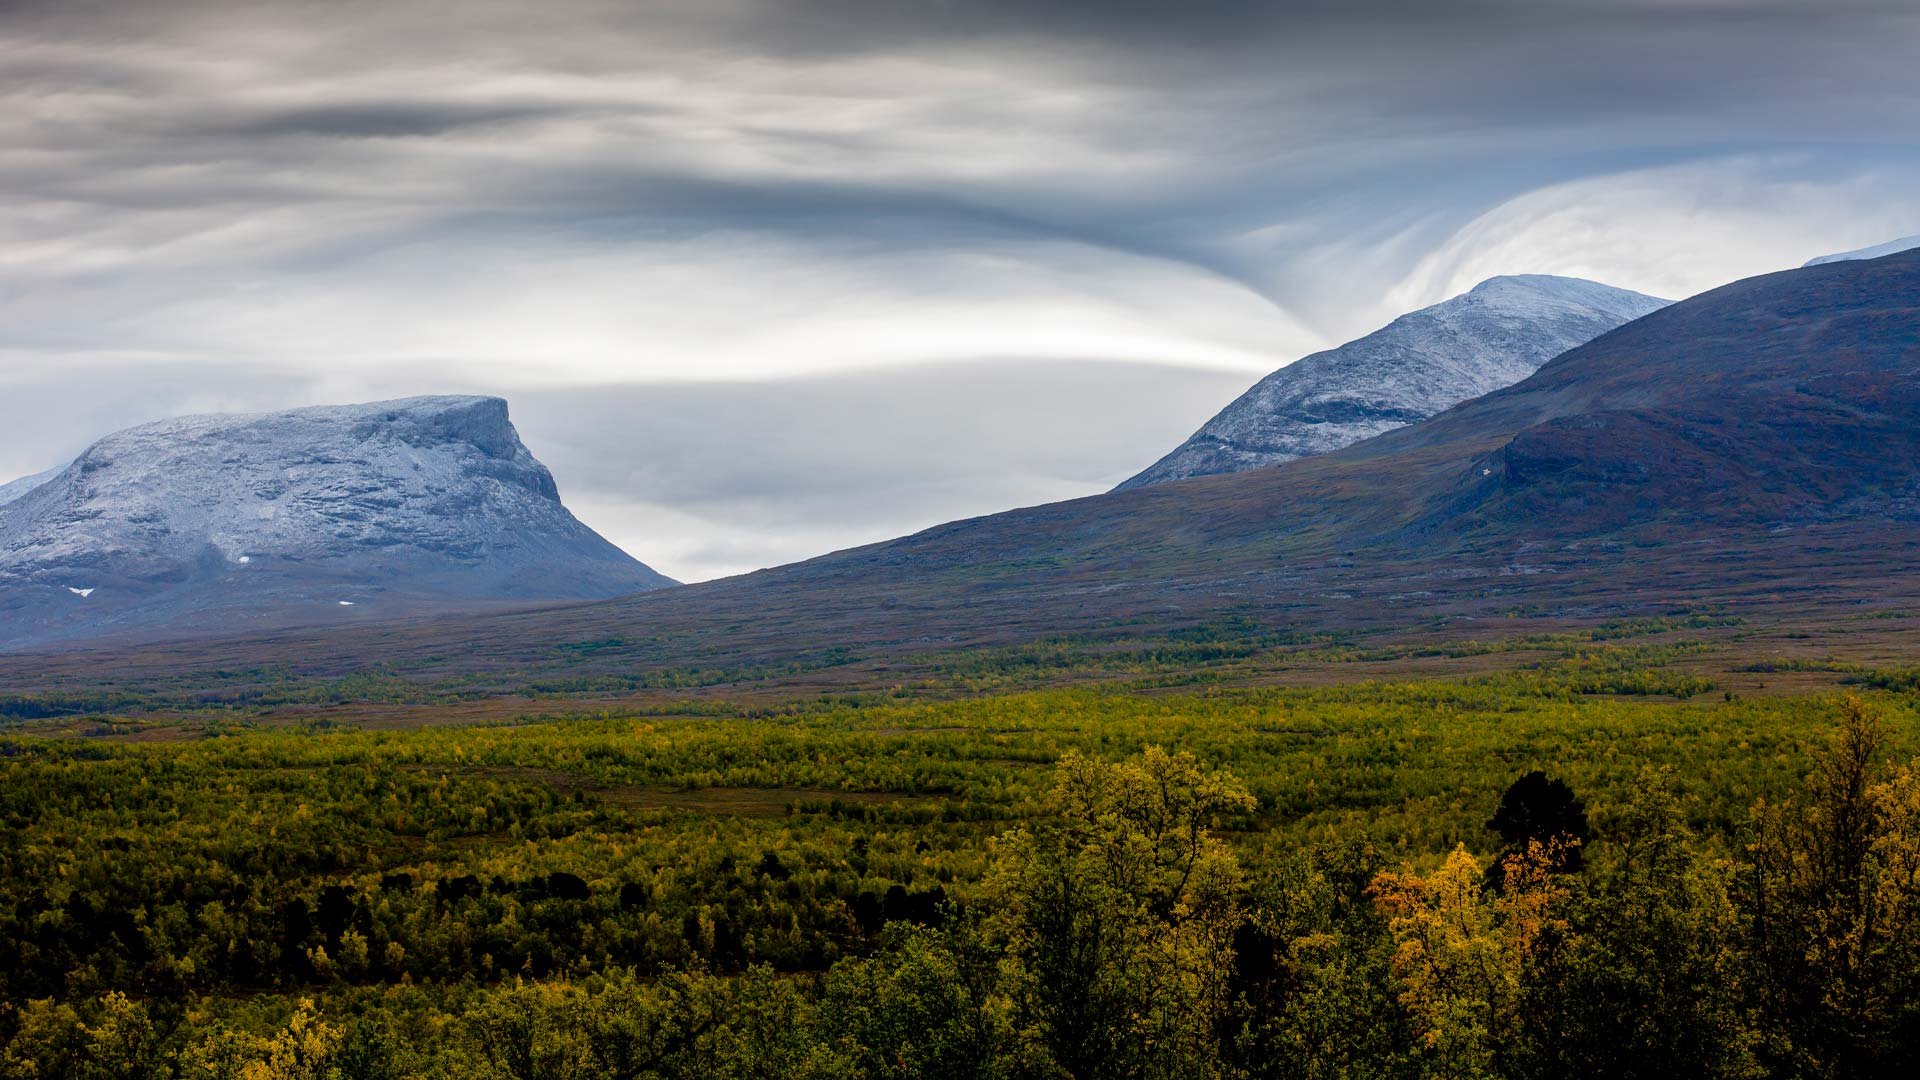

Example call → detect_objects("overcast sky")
3 0 1918 581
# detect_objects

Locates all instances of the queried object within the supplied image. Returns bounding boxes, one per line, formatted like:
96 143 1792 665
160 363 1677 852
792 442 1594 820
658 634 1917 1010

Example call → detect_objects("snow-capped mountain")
1115 275 1670 490
1803 235 1920 267
0 395 674 648
0 466 62 508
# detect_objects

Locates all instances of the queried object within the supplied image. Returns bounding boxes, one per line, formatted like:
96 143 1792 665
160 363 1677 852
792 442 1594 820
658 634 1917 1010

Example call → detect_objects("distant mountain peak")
1465 273 1657 305
1469 273 1598 293
1115 274 1669 491
0 465 63 508
0 395 675 649
1804 235 1920 267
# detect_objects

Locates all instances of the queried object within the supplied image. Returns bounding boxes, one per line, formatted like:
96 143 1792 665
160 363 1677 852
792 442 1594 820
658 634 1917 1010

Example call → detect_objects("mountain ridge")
1115 274 1670 490
5 252 1915 689
1804 235 1920 267
0 466 62 508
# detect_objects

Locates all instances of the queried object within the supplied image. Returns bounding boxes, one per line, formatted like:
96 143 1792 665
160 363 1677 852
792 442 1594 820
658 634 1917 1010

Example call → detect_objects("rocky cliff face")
0 395 674 648
1116 275 1669 490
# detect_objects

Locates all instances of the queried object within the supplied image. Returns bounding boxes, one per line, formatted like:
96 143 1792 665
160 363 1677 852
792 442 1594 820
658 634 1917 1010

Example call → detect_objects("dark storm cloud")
2 0 1918 578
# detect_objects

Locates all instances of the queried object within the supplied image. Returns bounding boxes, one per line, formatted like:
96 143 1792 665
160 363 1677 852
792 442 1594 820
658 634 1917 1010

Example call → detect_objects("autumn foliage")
4 689 1920 1076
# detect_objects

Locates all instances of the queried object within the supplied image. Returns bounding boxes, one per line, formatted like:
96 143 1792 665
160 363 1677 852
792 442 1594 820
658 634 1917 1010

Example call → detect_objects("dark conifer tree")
1489 770 1591 871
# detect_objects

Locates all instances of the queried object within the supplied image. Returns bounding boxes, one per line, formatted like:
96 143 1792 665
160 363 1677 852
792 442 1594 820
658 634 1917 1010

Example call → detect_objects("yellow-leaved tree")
181 998 341 1080
1741 695 1920 1076
987 745 1256 1079
1370 840 1570 1079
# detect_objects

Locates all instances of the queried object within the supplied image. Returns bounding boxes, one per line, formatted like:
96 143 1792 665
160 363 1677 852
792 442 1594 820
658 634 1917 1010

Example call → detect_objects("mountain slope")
1116 275 1669 490
0 395 674 649
1804 235 1920 267
8 251 1914 691
0 466 62 508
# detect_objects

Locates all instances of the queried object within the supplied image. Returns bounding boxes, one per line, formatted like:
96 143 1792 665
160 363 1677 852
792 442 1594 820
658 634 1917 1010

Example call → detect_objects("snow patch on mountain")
1116 275 1670 490
1803 235 1920 267
0 465 63 508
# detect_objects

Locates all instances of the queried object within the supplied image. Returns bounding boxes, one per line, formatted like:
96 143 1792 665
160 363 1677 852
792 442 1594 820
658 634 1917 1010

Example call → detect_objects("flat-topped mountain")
0 395 673 649
1116 275 1669 490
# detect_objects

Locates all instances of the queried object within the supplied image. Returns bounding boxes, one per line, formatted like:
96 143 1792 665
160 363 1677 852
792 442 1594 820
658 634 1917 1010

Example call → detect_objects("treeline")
6 696 1920 1077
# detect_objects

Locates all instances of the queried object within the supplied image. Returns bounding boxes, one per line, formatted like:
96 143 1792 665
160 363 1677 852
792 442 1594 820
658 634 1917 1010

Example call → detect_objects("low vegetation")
3 667 1919 1076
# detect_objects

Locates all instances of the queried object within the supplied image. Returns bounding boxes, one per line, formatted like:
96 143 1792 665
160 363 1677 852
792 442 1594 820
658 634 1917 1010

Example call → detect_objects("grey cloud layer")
2 0 1918 578
11 2 1916 274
